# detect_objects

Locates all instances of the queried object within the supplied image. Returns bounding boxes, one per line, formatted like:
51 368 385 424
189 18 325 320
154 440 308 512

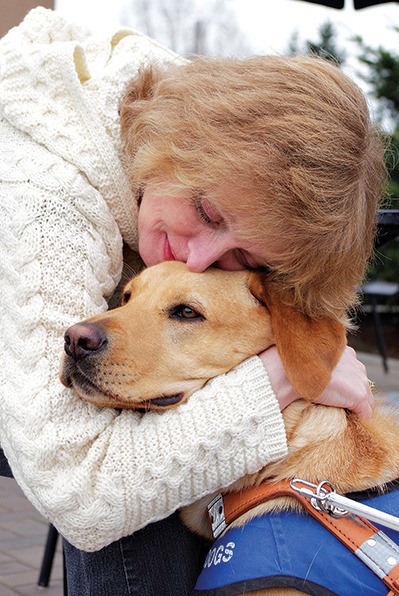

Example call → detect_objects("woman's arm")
259 345 374 419
0 144 287 551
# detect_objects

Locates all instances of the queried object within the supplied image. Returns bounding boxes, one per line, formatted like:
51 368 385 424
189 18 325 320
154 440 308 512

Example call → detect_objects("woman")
0 8 383 595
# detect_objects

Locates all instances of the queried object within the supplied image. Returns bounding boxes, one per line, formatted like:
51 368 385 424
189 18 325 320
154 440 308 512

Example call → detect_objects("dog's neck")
256 400 399 494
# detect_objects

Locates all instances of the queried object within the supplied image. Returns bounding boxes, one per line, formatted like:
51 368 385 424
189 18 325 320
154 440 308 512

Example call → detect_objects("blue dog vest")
193 488 399 595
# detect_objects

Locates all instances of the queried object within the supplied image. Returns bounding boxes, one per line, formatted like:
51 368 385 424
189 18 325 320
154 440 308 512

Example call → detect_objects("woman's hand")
258 345 374 419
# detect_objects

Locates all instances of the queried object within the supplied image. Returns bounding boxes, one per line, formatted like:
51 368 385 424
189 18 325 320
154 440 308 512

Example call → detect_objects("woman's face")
137 183 277 273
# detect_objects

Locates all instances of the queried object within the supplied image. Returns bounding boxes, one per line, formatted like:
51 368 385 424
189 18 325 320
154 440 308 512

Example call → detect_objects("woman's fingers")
259 345 373 419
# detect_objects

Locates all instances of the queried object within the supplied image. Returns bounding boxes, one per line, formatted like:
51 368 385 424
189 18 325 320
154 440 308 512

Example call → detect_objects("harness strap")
207 480 399 595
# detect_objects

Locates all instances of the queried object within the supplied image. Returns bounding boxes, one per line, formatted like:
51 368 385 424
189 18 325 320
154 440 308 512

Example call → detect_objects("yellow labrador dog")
60 262 399 596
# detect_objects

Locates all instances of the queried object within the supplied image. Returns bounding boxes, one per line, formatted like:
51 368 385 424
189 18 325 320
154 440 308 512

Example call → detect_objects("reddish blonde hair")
120 55 387 320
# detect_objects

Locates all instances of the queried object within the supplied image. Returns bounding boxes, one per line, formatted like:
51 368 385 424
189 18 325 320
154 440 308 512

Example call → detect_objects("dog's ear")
249 273 347 401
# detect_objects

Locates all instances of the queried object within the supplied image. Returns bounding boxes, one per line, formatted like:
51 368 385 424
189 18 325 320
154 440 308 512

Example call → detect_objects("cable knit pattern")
0 8 287 551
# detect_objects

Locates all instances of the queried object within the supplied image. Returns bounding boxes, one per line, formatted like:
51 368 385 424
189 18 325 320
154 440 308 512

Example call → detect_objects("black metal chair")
375 209 399 250
361 209 399 372
37 523 67 593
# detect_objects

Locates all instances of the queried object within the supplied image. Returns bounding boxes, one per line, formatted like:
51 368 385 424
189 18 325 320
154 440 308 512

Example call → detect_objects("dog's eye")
169 304 204 321
121 291 132 305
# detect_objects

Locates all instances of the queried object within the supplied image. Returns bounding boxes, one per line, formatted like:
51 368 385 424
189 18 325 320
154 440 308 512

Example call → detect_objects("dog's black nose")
64 323 108 361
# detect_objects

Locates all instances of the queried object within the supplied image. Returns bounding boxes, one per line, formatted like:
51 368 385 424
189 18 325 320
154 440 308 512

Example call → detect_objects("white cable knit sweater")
0 8 287 551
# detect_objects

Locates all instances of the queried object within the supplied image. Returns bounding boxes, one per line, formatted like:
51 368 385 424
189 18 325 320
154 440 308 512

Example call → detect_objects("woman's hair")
120 54 387 320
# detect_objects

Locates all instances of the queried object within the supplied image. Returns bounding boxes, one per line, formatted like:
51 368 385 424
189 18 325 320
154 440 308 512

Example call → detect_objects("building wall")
0 0 54 38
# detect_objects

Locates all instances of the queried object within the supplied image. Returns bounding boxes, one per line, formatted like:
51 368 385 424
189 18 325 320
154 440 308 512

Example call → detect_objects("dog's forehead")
131 262 256 306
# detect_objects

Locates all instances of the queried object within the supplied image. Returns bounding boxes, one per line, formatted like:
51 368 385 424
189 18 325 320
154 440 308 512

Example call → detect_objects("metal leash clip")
290 478 399 533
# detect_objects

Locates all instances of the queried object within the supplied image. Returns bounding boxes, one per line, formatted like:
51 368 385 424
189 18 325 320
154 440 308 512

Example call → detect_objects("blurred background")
0 0 398 370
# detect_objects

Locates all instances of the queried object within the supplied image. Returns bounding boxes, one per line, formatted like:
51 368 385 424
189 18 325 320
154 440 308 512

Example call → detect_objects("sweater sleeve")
0 129 287 552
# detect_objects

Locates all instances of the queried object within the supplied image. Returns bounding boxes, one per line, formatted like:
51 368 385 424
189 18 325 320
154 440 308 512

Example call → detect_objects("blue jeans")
0 447 12 477
63 513 210 596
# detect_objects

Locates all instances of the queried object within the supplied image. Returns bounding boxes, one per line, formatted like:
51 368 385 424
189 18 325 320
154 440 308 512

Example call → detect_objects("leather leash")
207 479 399 595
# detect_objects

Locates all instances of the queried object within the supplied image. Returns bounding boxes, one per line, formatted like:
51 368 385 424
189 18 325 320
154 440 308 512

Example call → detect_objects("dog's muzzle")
61 323 186 410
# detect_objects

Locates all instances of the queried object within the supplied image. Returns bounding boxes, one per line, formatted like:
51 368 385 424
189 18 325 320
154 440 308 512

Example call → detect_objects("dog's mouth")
142 393 185 409
61 362 185 410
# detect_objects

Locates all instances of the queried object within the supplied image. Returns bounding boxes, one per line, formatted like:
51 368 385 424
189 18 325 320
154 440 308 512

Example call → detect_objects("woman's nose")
186 253 215 272
185 237 239 272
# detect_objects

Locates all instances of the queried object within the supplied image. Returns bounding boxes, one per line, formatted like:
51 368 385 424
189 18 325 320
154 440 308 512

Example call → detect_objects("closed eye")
193 195 224 227
169 304 205 321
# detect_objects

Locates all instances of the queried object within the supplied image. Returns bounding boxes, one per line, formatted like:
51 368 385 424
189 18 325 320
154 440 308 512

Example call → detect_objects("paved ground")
0 481 63 595
0 352 398 595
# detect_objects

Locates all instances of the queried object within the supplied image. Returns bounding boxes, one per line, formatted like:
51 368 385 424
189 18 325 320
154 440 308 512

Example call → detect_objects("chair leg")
37 523 59 588
371 296 389 373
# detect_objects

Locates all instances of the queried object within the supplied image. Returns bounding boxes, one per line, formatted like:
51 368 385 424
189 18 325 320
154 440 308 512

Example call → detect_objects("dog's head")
60 262 346 409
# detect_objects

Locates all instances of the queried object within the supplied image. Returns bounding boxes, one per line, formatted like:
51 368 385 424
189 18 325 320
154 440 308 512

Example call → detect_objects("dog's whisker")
121 263 139 281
